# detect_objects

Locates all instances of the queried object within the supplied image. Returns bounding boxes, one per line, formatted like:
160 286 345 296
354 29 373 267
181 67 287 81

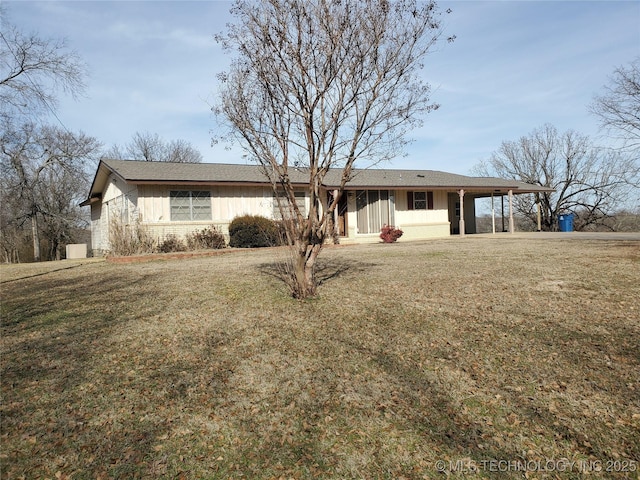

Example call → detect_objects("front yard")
1 236 638 478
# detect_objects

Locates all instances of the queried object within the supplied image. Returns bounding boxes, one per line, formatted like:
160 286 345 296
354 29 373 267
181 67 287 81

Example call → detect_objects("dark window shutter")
407 191 414 210
427 191 434 210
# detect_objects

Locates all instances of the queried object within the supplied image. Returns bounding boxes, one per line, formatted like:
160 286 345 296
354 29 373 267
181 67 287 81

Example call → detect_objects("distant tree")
105 131 203 163
0 5 86 120
166 138 204 163
0 6 94 262
215 0 452 298
0 121 101 261
126 132 166 162
590 57 640 154
473 124 639 231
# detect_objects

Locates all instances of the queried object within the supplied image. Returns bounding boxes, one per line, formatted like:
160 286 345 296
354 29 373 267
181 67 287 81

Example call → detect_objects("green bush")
186 226 226 250
229 215 281 248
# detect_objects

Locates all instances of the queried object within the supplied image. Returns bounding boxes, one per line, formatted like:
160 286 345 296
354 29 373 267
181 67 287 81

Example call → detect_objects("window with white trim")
170 191 212 221
273 191 306 219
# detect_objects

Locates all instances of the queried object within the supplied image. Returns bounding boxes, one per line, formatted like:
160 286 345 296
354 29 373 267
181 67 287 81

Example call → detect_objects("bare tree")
166 138 204 163
473 124 639 231
0 5 86 120
0 121 101 261
0 6 99 262
127 132 166 162
590 57 640 155
215 0 452 298
105 131 203 163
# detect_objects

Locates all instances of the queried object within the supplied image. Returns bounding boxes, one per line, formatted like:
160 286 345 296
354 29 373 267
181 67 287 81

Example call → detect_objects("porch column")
458 189 465 236
536 194 542 232
491 193 496 234
333 189 339 229
508 189 514 234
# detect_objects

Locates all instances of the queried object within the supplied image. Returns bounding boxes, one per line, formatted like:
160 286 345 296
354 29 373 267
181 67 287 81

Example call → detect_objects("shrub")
158 234 187 253
108 217 156 256
186 225 226 250
229 215 281 248
380 224 403 243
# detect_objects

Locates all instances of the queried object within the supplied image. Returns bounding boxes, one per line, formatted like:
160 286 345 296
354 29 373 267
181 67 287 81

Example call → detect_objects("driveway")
474 231 640 241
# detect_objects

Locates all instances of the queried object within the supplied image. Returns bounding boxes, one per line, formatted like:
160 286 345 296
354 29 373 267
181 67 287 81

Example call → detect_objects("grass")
1 236 639 479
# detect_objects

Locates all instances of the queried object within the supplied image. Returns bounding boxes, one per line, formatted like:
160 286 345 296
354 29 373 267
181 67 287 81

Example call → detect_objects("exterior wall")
90 174 139 255
342 189 451 243
137 184 280 242
91 180 493 253
89 202 104 254
448 193 477 234
465 195 477 234
395 190 450 240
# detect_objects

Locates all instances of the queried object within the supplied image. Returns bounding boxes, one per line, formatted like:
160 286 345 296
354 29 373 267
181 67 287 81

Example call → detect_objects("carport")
447 182 555 236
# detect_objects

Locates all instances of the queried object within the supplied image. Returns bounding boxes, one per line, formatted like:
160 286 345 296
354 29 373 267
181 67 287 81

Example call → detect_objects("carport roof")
81 159 553 205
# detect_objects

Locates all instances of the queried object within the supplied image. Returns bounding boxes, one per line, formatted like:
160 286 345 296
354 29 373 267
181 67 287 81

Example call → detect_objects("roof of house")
81 158 553 205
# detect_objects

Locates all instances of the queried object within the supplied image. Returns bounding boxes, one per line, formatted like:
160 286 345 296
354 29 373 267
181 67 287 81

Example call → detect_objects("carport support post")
458 189 465 236
536 194 542 232
508 189 514 234
491 193 496 234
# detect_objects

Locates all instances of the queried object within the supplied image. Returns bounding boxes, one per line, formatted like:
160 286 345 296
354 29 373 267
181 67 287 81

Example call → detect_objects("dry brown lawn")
1 236 639 479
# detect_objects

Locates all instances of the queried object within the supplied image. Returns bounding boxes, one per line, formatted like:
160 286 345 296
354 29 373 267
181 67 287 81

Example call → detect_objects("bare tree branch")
105 131 203 163
0 6 87 120
474 124 639 231
590 57 640 154
0 120 101 261
215 0 451 297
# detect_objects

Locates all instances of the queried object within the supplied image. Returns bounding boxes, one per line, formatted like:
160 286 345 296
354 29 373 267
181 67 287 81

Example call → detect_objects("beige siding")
395 190 449 226
342 189 451 242
89 203 106 253
92 174 140 254
93 180 460 252
395 190 450 240
134 184 277 242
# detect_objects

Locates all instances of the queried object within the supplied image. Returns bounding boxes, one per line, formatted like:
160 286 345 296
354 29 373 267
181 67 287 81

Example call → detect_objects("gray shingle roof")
102 158 284 183
88 159 552 198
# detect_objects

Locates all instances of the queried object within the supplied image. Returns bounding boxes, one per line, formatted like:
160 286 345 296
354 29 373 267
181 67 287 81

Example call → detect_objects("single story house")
81 159 552 254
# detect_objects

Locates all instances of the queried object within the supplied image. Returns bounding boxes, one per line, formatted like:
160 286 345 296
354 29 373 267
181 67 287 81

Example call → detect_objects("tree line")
0 6 201 262
1 1 639 272
472 59 639 232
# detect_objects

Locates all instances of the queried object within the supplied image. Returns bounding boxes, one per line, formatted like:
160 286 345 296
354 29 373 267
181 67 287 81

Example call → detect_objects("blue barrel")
558 213 574 232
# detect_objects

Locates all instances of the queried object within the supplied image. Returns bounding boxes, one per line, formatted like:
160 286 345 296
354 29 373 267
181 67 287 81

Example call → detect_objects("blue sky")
5 1 640 174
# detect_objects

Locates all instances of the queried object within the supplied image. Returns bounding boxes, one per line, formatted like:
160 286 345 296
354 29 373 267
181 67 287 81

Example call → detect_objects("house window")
170 191 211 221
273 191 306 219
407 191 434 210
356 190 395 234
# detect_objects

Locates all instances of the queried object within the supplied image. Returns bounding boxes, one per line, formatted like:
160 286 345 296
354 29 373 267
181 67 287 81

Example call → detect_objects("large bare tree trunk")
290 237 322 299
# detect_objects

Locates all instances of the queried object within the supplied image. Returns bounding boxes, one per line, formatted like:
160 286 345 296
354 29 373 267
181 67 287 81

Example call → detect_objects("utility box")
65 244 87 259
